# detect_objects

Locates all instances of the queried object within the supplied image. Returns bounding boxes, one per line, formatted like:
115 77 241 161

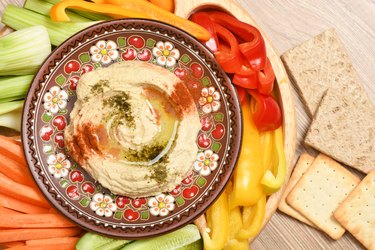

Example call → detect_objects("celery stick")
0 100 24 115
0 75 33 101
0 25 51 75
2 5 98 46
24 0 91 22
0 108 22 131
44 0 111 21
0 96 25 103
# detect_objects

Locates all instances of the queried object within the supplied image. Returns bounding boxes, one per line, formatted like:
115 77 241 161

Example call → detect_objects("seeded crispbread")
305 89 375 174
287 154 360 240
334 170 375 250
278 153 317 228
281 29 371 116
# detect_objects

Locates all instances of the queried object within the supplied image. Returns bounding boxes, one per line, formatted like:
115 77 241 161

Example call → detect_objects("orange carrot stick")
0 193 49 214
0 228 81 243
0 154 35 187
0 206 22 214
0 214 76 228
26 237 79 246
7 242 76 250
0 135 26 166
0 173 50 208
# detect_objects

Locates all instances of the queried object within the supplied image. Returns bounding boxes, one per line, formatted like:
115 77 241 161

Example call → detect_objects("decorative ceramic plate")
22 19 242 238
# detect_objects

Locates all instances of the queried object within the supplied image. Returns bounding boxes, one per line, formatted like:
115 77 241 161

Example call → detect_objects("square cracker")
278 153 317 228
287 154 360 240
281 29 371 116
334 170 375 250
305 89 375 174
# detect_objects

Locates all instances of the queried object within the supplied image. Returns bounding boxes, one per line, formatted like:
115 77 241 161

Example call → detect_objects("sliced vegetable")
121 224 201 250
0 228 81 243
0 76 33 103
236 194 266 240
0 214 76 228
105 0 210 41
0 26 51 75
235 86 246 105
228 96 264 208
0 108 22 131
2 5 97 46
261 126 287 194
0 193 49 214
96 239 132 250
24 0 91 22
0 206 22 214
0 153 35 187
208 11 266 71
190 12 219 52
50 0 148 21
223 239 249 250
44 0 111 20
249 90 282 132
201 191 228 250
257 58 275 95
0 100 24 115
0 172 50 208
175 239 203 250
214 23 241 73
0 135 27 165
149 0 174 12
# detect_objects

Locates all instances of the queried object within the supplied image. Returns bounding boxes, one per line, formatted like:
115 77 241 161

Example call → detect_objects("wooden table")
1 0 374 249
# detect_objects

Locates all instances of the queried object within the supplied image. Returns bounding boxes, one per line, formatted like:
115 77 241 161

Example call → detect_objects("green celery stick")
0 75 33 101
0 100 24 115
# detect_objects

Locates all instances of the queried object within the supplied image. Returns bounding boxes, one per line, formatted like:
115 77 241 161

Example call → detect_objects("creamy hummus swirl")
65 61 201 198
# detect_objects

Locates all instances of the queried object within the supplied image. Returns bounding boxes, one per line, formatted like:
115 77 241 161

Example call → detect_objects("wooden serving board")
174 0 296 238
0 0 296 240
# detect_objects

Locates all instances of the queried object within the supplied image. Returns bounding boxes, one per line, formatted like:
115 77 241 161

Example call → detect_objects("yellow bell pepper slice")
105 0 210 41
236 194 266 240
228 97 264 209
261 126 287 194
259 130 275 173
50 0 148 22
203 191 229 250
228 206 243 240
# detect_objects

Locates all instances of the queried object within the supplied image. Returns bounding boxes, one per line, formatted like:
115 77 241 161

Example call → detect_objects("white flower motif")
90 40 119 65
193 150 219 176
89 193 117 217
43 86 68 114
152 41 180 67
47 153 71 178
199 86 221 114
147 194 175 217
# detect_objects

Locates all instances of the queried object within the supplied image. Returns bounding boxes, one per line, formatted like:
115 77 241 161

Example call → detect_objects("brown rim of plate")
21 18 242 239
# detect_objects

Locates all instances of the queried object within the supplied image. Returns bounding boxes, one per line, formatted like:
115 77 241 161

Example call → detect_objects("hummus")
65 61 201 198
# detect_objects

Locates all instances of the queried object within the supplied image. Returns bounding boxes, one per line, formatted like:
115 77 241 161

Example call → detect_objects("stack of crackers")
278 29 375 249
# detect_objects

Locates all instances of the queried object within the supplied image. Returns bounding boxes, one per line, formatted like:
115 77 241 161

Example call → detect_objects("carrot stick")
0 206 22 214
148 0 174 12
48 207 58 213
7 242 76 250
0 241 26 248
0 214 76 228
0 193 49 214
0 228 81 243
0 154 35 187
26 237 79 246
0 135 26 166
0 173 50 208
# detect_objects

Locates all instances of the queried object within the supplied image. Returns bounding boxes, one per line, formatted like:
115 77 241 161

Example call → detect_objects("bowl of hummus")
23 19 242 238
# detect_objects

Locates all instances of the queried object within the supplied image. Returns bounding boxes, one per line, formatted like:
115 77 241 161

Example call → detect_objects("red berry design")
137 49 151 61
116 196 130 209
69 76 80 91
65 60 80 74
66 185 80 200
124 209 140 221
54 132 64 148
70 170 84 183
52 115 66 130
212 123 225 140
122 48 137 61
190 62 203 78
128 36 145 49
40 125 53 141
197 133 211 149
131 198 146 209
182 186 199 199
81 182 95 194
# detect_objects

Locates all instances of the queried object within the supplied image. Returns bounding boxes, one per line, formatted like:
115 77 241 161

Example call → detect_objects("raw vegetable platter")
0 0 296 249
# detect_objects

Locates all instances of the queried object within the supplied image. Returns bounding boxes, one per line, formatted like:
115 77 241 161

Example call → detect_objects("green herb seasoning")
124 143 166 162
103 91 134 128
90 79 109 96
146 156 169 185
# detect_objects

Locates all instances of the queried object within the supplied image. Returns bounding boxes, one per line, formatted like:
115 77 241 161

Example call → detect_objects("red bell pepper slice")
208 11 266 71
257 58 275 95
248 90 282 132
235 85 247 105
190 12 219 52
213 23 242 73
